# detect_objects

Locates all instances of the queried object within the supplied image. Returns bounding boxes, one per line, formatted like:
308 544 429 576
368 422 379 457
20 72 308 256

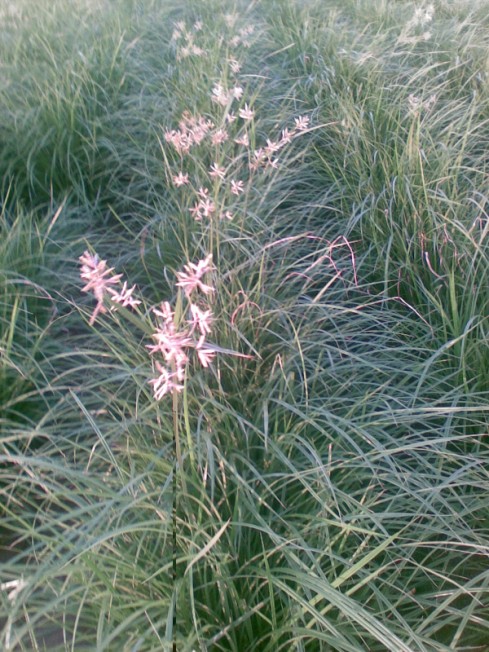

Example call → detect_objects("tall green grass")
1 0 488 650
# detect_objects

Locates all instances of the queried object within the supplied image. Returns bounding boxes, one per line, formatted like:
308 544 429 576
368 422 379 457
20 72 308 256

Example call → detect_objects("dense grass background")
1 0 488 650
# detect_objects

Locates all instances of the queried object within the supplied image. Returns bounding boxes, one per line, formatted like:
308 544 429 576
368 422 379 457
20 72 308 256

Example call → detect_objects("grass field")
1 0 489 650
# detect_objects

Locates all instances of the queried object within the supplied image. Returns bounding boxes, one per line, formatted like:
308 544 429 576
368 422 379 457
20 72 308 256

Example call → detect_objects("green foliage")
1 0 488 650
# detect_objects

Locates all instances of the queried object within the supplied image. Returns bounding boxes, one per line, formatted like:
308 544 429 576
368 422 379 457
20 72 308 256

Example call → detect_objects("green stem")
183 382 195 466
173 379 187 496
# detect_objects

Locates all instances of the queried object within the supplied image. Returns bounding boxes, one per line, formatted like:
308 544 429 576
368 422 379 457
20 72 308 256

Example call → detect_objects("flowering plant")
79 250 250 401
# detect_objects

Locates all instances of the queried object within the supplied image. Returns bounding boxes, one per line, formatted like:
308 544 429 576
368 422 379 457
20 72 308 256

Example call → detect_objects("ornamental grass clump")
2 1 489 650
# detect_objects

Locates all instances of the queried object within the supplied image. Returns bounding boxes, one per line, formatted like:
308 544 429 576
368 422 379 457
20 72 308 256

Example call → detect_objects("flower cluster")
172 20 206 59
248 119 309 172
212 82 244 107
79 251 140 325
229 24 255 49
164 111 215 155
79 251 230 401
164 17 312 228
148 255 218 399
165 102 310 221
171 17 256 60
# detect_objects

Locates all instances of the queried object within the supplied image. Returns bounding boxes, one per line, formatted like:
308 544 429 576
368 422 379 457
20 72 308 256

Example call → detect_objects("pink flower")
249 148 266 171
148 329 192 371
190 125 206 144
212 83 230 106
234 134 249 147
209 162 226 180
189 203 203 221
199 197 216 218
176 255 214 297
230 179 244 195
265 139 280 155
149 363 184 400
153 301 175 327
108 282 141 309
238 103 254 120
165 113 213 153
79 251 123 325
232 86 244 100
280 128 293 144
165 129 192 154
188 304 213 336
226 112 237 124
229 59 241 73
221 210 233 221
196 340 217 368
294 115 310 131
173 171 189 187
178 46 191 60
211 129 229 145
195 188 216 216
